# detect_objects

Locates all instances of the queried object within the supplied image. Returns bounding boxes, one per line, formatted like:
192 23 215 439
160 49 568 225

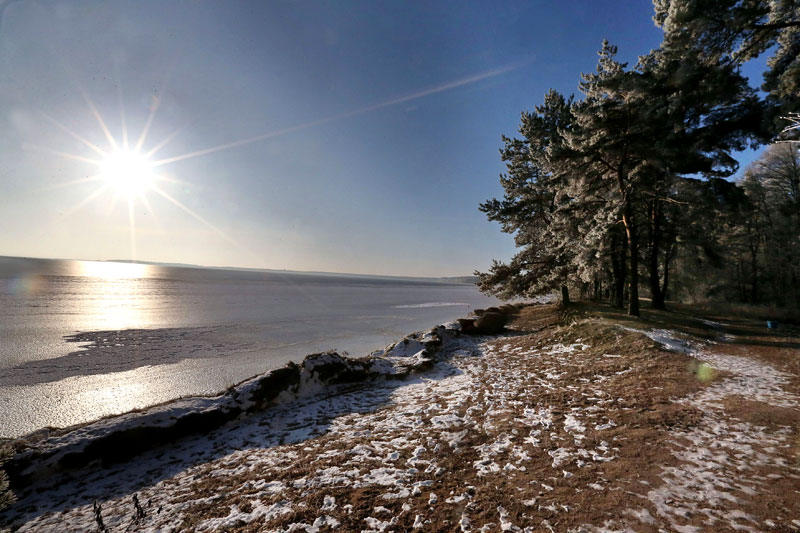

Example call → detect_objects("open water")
0 257 497 438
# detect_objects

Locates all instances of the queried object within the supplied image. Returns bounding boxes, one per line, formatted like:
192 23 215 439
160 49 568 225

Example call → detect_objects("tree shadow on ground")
563 300 800 350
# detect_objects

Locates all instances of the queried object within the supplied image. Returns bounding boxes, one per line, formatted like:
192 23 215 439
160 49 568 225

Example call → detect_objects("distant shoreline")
0 254 479 285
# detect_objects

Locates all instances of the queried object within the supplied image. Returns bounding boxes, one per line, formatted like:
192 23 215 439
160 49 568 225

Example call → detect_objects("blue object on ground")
767 320 778 329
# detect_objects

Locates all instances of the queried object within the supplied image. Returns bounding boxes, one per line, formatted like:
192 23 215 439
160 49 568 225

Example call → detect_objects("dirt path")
618 323 800 532
4 305 799 532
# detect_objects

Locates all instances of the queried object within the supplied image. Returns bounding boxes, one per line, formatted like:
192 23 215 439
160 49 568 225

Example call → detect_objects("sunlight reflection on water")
0 352 294 437
84 378 151 408
73 261 153 330
76 260 151 280
1 360 221 435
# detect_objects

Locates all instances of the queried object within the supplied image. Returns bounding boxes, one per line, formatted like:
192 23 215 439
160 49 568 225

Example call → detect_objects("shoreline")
3 300 521 443
0 255 500 439
3 304 523 504
1 312 501 439
2 319 460 488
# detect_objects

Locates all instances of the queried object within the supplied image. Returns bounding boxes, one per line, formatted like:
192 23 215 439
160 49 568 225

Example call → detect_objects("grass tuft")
0 443 15 510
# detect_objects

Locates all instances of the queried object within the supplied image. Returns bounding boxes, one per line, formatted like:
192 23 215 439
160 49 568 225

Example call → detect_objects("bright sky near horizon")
0 1 768 277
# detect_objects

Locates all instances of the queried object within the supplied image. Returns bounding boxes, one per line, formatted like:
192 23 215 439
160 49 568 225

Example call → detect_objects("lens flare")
6 274 45 296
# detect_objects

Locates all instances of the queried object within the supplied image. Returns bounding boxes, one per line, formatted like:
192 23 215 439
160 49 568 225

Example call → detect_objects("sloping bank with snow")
2 323 458 492
4 304 799 531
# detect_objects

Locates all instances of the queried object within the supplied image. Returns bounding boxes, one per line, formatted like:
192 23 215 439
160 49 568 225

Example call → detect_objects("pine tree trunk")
610 229 626 308
750 244 759 304
648 200 665 310
651 281 665 309
616 166 637 315
737 260 746 302
622 205 640 317
662 242 674 302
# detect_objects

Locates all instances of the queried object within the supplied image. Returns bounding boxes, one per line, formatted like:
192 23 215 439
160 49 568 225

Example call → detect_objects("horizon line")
0 253 479 282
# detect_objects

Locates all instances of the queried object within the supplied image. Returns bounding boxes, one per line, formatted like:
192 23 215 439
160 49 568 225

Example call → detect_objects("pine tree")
560 41 661 315
654 0 800 123
477 90 579 301
480 4 786 312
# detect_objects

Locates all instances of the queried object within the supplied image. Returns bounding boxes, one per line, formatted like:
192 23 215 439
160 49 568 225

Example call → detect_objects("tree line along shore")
477 1 800 319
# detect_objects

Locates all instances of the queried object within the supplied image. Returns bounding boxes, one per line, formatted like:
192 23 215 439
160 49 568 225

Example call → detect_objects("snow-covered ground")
631 326 800 533
6 323 617 532
6 331 489 531
3 310 799 532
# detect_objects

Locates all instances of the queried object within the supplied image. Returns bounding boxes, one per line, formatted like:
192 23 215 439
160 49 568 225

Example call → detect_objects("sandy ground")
2 303 799 532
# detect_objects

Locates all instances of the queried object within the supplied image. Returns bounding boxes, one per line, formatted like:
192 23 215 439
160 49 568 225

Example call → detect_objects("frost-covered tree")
479 2 789 313
476 90 580 301
480 43 662 315
668 177 747 302
739 144 800 304
632 41 764 307
560 41 671 316
654 0 800 122
685 145 800 306
752 144 800 213
782 112 800 142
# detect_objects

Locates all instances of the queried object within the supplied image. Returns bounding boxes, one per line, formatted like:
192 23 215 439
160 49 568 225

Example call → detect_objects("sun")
37 88 239 262
99 148 155 197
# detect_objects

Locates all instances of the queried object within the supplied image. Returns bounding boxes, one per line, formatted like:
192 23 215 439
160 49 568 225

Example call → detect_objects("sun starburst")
36 61 525 264
36 88 237 262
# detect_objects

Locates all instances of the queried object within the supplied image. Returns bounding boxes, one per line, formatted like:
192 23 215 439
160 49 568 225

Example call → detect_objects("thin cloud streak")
150 185 239 247
152 60 530 168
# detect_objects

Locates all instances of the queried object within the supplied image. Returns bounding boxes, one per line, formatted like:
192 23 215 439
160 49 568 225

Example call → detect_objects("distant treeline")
477 0 799 315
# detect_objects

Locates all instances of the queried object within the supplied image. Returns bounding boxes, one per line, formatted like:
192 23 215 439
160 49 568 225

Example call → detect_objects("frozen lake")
0 257 497 438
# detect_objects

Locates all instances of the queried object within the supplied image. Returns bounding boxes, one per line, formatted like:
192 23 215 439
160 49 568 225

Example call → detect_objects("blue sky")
0 1 768 276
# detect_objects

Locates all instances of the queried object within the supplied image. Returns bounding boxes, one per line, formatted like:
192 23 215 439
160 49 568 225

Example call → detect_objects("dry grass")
8 301 800 531
177 304 737 531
